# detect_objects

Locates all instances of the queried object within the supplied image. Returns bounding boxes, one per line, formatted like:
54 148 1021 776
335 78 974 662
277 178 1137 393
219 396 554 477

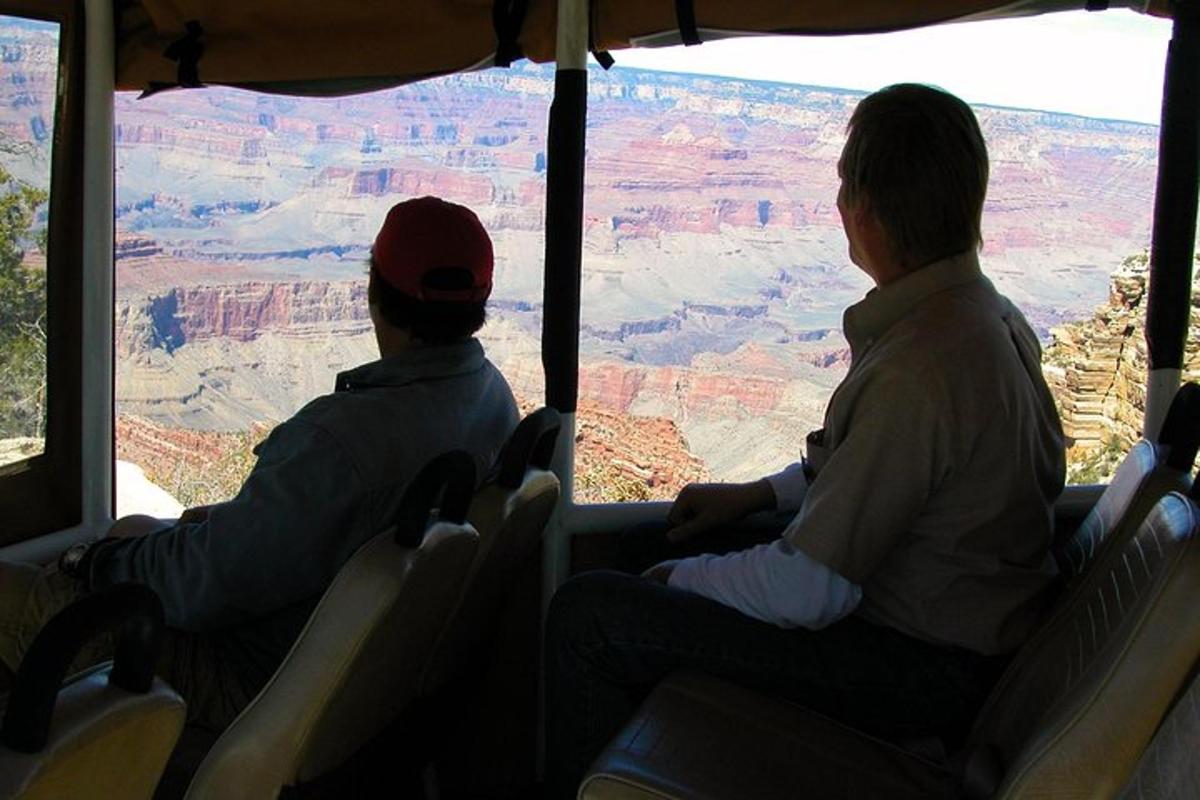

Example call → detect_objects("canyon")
3 20 1172 501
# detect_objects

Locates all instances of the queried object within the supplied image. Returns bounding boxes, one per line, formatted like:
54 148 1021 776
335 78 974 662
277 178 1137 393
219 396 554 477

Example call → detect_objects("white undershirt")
666 462 863 629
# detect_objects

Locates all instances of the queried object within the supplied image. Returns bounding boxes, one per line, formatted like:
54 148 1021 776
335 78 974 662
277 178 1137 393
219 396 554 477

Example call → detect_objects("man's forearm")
668 539 861 629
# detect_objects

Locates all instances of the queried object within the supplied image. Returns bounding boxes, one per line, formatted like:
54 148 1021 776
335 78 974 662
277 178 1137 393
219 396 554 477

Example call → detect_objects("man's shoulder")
283 355 516 450
285 391 350 431
893 280 1025 353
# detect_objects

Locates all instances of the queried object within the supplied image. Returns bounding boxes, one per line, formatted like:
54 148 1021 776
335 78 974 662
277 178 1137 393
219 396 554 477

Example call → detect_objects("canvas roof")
115 0 1170 95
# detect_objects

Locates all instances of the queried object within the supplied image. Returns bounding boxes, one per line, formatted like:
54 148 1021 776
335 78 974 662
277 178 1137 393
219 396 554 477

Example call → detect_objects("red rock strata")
573 400 709 504
118 398 707 508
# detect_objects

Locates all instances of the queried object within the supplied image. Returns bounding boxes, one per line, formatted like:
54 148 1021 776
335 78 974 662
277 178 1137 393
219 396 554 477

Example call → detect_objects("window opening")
576 11 1173 499
112 68 552 515
0 14 56 471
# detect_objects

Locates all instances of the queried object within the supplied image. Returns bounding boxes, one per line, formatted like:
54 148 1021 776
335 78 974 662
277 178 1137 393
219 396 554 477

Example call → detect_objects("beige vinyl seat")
1053 381 1200 580
182 450 481 800
580 481 1200 799
1115 657 1200 800
419 406 562 697
281 409 564 798
0 584 186 800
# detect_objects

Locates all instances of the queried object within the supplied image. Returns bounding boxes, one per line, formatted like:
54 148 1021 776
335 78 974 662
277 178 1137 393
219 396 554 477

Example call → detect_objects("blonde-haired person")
545 85 1065 799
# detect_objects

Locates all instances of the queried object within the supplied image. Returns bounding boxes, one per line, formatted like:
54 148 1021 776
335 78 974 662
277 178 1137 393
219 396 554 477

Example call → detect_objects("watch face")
60 543 89 576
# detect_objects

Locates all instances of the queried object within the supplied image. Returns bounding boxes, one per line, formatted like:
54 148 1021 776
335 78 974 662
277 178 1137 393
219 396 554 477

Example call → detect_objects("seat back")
0 584 185 800
184 451 481 800
962 484 1200 798
1116 663 1200 800
418 407 562 695
1054 382 1200 579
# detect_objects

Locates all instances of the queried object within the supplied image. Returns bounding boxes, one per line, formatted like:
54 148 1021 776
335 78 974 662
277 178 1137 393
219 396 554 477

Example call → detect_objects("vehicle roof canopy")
115 0 1170 95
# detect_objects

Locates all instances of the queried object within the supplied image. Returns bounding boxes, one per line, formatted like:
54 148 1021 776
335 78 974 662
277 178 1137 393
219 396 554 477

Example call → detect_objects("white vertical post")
556 0 589 70
81 0 115 533
1144 367 1183 441
543 412 576 610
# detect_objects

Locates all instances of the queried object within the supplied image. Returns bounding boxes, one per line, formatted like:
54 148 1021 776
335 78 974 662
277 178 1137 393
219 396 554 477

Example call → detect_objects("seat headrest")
1 583 165 753
394 450 476 546
496 407 562 489
1158 382 1200 472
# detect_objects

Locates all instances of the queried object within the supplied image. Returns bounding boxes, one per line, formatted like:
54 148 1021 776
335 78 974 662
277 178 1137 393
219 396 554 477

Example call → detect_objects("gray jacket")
92 339 518 681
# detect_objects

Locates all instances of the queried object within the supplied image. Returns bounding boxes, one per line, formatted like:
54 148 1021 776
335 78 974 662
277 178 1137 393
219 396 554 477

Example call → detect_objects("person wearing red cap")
0 196 519 735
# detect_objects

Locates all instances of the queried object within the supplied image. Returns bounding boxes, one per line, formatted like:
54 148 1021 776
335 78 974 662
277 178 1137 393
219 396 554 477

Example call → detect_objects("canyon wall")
1045 253 1200 478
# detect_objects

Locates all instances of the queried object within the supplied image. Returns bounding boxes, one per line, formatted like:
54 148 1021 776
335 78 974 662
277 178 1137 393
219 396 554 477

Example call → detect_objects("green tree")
0 153 49 441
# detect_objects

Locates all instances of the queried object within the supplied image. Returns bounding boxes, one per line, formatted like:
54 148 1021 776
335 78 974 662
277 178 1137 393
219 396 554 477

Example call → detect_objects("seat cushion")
184 521 478 799
1118 666 1200 799
970 493 1200 798
579 671 956 800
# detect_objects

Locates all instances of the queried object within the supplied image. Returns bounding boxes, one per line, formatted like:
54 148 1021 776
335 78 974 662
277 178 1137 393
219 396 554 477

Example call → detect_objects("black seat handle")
1158 382 1200 472
496 407 562 489
394 450 477 547
1 583 165 754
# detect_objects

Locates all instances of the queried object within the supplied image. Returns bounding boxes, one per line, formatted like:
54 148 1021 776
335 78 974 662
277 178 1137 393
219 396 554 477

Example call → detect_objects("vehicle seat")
0 584 185 800
1054 381 1200 579
960 484 1200 797
579 481 1200 799
182 451 481 800
1115 659 1200 799
418 407 562 695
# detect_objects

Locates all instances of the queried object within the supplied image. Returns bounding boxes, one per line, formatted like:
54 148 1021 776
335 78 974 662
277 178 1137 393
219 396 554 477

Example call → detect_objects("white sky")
608 9 1173 125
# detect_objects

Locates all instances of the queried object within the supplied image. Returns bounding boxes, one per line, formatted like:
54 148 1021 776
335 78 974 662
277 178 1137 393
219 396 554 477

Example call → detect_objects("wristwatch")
58 541 95 580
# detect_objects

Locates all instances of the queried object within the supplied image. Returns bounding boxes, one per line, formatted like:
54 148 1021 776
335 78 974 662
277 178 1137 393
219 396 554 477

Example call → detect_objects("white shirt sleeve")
763 462 809 513
667 539 862 630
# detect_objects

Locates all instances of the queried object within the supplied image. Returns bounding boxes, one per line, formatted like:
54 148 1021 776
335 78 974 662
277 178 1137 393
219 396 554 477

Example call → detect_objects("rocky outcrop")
115 233 162 260
348 165 495 205
1044 253 1200 464
115 414 268 508
117 281 371 356
573 400 709 503
579 361 787 419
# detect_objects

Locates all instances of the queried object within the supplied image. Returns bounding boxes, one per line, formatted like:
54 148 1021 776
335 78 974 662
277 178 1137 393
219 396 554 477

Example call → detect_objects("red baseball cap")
372 196 494 302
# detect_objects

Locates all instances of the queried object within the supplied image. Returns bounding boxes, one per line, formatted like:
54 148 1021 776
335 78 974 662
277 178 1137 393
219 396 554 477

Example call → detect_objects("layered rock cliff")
1044 252 1200 479
117 280 371 357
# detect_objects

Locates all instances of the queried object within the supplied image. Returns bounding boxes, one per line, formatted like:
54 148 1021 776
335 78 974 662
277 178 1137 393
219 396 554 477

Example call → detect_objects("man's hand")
666 480 776 544
642 559 680 585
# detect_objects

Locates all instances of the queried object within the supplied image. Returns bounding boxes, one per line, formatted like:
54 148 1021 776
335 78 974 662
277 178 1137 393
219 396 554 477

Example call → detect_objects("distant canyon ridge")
2 22 1166 498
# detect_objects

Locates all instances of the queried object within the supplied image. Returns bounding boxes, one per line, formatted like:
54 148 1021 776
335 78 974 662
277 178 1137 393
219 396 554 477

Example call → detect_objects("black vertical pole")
1145 1 1200 435
542 69 586 413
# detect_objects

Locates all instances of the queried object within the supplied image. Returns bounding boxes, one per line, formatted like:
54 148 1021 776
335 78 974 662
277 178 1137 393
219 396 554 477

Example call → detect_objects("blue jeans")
543 524 1005 799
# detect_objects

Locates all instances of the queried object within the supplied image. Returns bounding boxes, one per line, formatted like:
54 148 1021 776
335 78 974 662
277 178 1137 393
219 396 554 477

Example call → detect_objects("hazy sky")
610 9 1173 125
